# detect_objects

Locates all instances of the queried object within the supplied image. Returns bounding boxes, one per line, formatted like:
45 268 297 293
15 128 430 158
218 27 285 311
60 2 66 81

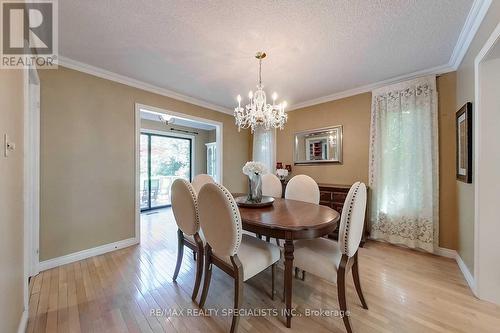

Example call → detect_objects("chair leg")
271 263 276 300
230 255 244 333
199 246 213 308
352 252 368 309
173 229 184 281
282 280 286 302
294 267 306 281
191 233 204 301
337 256 353 333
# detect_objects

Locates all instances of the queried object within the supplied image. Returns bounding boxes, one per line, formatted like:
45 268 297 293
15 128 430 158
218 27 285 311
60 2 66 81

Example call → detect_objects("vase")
247 173 263 203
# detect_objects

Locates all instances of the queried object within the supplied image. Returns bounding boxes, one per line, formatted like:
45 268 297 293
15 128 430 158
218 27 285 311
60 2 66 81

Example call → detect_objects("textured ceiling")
60 0 473 110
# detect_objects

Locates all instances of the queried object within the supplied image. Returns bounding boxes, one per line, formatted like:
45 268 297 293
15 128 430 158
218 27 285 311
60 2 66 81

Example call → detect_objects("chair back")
262 173 282 198
338 182 367 257
191 174 215 194
198 183 242 257
285 175 320 204
171 179 199 236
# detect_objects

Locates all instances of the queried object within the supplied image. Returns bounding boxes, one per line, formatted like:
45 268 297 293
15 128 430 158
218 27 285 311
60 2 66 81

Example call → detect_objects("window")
140 132 192 210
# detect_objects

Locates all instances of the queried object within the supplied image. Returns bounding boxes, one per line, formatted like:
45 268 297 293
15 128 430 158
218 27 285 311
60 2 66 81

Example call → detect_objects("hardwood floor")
27 208 500 333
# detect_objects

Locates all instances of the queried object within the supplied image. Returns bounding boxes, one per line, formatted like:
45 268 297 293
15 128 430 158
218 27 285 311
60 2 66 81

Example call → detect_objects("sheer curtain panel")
252 128 276 174
369 76 439 252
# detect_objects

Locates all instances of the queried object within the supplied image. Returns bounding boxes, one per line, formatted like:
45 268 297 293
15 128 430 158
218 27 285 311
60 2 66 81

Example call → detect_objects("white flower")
276 168 288 177
242 161 267 176
276 168 289 180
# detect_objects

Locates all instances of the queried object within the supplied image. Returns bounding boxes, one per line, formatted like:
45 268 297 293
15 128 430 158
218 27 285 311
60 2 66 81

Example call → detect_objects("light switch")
4 134 16 157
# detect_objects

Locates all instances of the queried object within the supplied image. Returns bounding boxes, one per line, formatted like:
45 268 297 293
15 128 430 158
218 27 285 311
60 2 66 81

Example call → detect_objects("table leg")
284 239 294 328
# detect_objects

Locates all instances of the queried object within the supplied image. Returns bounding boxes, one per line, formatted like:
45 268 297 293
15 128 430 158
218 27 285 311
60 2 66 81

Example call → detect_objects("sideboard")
280 181 368 246
317 183 367 246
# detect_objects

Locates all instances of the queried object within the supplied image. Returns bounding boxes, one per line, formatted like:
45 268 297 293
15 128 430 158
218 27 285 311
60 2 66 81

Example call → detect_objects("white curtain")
369 76 439 253
252 128 276 174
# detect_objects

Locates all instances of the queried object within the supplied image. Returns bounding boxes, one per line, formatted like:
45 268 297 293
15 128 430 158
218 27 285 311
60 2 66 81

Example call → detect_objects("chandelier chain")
259 57 262 86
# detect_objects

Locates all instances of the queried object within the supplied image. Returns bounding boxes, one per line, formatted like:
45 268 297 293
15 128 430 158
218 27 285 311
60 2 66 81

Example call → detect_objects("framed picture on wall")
456 102 472 183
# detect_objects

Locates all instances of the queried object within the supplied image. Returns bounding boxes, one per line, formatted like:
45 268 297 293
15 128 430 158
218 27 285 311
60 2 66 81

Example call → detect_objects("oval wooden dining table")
234 194 340 328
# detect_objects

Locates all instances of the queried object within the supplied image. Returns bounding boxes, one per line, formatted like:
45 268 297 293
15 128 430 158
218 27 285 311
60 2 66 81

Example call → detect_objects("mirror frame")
293 125 343 165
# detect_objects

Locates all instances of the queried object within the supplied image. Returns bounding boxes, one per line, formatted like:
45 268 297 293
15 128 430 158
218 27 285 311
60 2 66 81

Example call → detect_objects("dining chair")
191 173 215 195
171 178 205 301
285 174 320 204
198 183 281 333
292 182 368 333
260 173 284 243
262 173 283 198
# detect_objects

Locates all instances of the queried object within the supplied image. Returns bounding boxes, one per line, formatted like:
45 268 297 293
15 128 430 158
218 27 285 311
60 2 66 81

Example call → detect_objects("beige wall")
276 92 372 185
437 72 458 250
0 70 25 332
276 75 459 249
39 66 250 261
141 119 212 176
455 2 500 273
208 129 216 143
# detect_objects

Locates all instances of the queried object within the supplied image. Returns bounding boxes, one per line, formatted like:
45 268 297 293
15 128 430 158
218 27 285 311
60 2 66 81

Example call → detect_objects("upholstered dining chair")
262 173 283 198
292 182 368 333
260 173 284 243
191 173 215 195
285 174 320 204
198 183 281 333
171 178 205 301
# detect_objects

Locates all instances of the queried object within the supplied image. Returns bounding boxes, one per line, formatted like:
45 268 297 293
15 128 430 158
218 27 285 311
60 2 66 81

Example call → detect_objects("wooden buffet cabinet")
280 181 368 245
317 183 368 246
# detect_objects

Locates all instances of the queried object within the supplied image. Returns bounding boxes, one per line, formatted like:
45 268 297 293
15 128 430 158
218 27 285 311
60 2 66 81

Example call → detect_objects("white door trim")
134 103 224 244
135 103 224 183
23 65 40 313
135 105 141 243
473 22 500 299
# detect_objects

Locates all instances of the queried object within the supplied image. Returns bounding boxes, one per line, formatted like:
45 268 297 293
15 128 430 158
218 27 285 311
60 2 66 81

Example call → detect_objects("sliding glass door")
140 132 192 211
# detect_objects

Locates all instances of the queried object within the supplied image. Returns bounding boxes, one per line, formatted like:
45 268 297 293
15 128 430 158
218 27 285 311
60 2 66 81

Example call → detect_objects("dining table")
234 194 340 328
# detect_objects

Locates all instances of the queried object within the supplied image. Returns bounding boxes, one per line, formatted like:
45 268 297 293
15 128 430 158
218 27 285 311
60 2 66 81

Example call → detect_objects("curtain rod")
169 127 198 135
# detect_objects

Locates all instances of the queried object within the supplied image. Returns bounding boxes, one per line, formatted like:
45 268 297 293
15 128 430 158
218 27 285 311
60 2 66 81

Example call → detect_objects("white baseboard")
17 310 28 333
455 253 475 291
39 237 139 272
435 247 457 259
435 247 475 292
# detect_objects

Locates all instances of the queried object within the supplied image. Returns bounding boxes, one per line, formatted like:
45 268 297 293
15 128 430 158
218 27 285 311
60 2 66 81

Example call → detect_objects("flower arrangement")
276 168 289 180
242 161 267 176
242 161 267 203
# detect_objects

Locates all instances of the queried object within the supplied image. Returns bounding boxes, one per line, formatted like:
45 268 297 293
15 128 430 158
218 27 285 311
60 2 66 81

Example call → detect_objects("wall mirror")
294 125 343 164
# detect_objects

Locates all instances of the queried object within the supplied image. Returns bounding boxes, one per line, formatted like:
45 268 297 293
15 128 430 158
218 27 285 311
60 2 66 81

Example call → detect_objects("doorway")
474 23 500 305
134 103 223 243
23 65 41 318
140 132 193 211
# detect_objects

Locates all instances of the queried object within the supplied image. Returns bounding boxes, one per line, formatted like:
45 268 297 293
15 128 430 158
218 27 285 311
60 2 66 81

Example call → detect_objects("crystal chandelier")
234 52 288 133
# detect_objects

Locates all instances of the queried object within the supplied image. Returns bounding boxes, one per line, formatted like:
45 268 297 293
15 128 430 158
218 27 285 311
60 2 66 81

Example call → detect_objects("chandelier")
234 52 288 133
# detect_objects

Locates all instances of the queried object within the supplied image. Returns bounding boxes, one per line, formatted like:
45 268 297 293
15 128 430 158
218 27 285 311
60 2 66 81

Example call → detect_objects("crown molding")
288 63 452 111
58 56 233 115
58 0 491 114
449 0 492 70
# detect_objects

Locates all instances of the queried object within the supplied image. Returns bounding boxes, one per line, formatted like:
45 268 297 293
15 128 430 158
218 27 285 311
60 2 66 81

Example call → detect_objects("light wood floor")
27 208 500 333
